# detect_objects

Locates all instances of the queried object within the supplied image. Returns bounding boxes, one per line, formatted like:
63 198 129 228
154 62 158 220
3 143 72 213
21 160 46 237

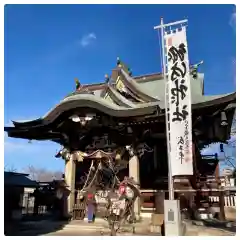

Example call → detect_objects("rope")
79 157 121 198
84 161 101 192
108 158 120 189
80 160 94 193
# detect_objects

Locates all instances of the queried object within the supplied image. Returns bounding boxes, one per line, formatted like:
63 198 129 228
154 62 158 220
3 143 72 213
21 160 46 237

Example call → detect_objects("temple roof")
8 68 235 125
4 60 236 144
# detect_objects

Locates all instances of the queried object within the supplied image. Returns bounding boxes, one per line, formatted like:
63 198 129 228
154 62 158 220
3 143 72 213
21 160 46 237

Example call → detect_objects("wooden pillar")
192 141 200 211
215 163 226 221
218 190 226 221
155 191 165 214
65 157 76 216
129 155 141 219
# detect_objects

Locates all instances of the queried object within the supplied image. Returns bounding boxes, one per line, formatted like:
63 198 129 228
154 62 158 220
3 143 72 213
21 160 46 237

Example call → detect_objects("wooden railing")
209 195 236 207
140 189 236 210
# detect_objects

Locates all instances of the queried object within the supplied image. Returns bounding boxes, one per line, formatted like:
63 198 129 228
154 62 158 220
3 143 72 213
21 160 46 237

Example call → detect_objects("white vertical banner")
164 27 193 176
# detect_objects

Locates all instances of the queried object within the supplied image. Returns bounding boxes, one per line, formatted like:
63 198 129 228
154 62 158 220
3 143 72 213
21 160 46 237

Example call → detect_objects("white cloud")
229 12 236 30
4 139 60 158
4 116 59 154
79 33 97 47
4 140 27 151
4 132 59 153
231 57 236 86
4 135 38 153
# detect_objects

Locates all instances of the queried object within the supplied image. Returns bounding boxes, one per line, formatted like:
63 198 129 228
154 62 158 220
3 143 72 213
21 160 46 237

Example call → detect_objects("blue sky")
4 4 236 173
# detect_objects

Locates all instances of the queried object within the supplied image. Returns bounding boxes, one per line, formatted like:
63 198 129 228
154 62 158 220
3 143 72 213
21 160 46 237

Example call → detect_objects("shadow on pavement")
192 219 236 233
202 219 236 233
4 217 71 236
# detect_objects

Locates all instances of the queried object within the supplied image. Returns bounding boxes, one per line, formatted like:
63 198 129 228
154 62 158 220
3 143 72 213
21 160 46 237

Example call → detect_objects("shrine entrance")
72 148 131 220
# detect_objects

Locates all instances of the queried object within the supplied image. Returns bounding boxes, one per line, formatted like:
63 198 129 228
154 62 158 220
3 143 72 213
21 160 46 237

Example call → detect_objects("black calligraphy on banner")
168 42 189 122
170 62 187 81
168 43 186 63
171 79 187 104
171 79 188 122
172 105 188 122
177 136 184 164
184 120 191 162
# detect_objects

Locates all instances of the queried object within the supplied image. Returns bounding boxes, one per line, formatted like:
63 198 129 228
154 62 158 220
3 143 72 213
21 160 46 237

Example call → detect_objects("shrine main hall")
5 59 236 218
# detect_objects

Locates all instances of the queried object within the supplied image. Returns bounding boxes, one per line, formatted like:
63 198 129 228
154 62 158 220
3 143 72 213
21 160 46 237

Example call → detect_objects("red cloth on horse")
87 193 94 199
119 184 126 195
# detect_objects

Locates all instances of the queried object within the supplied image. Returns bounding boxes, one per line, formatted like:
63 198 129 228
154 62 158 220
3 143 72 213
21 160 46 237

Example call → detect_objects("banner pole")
160 17 174 200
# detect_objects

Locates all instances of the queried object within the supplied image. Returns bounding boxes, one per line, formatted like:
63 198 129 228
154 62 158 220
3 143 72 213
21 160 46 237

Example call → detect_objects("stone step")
63 218 150 233
63 222 107 231
63 224 106 230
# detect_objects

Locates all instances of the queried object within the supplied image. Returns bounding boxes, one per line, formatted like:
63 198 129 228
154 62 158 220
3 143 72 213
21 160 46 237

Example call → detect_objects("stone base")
141 212 152 218
149 225 162 234
135 214 141 222
151 213 164 226
181 222 187 236
225 207 236 221
149 214 164 235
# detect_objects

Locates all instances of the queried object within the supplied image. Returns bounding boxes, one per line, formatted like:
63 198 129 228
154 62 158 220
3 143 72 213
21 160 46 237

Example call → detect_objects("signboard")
164 27 193 176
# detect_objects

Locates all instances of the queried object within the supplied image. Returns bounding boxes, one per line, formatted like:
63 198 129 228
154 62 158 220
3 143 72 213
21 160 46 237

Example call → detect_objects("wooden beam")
151 133 165 138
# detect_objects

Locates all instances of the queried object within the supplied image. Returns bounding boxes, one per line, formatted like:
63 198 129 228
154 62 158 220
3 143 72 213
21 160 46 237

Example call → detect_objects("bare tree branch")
24 165 63 182
4 164 17 172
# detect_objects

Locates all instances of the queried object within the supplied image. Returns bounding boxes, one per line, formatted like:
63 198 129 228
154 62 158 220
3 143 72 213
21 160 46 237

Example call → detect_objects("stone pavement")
7 218 235 236
45 218 155 236
184 220 235 236
44 218 236 236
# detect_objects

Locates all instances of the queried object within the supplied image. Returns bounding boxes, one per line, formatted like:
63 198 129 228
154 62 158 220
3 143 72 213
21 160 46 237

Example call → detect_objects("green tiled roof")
4 67 235 134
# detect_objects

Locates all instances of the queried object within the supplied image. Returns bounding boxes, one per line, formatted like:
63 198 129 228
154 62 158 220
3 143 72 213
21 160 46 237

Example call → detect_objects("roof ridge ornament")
190 60 204 79
117 57 122 67
128 67 132 77
75 78 81 90
105 74 110 83
116 57 133 76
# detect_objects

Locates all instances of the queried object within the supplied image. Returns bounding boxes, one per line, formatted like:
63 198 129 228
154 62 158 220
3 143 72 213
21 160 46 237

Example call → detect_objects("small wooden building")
4 171 38 222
